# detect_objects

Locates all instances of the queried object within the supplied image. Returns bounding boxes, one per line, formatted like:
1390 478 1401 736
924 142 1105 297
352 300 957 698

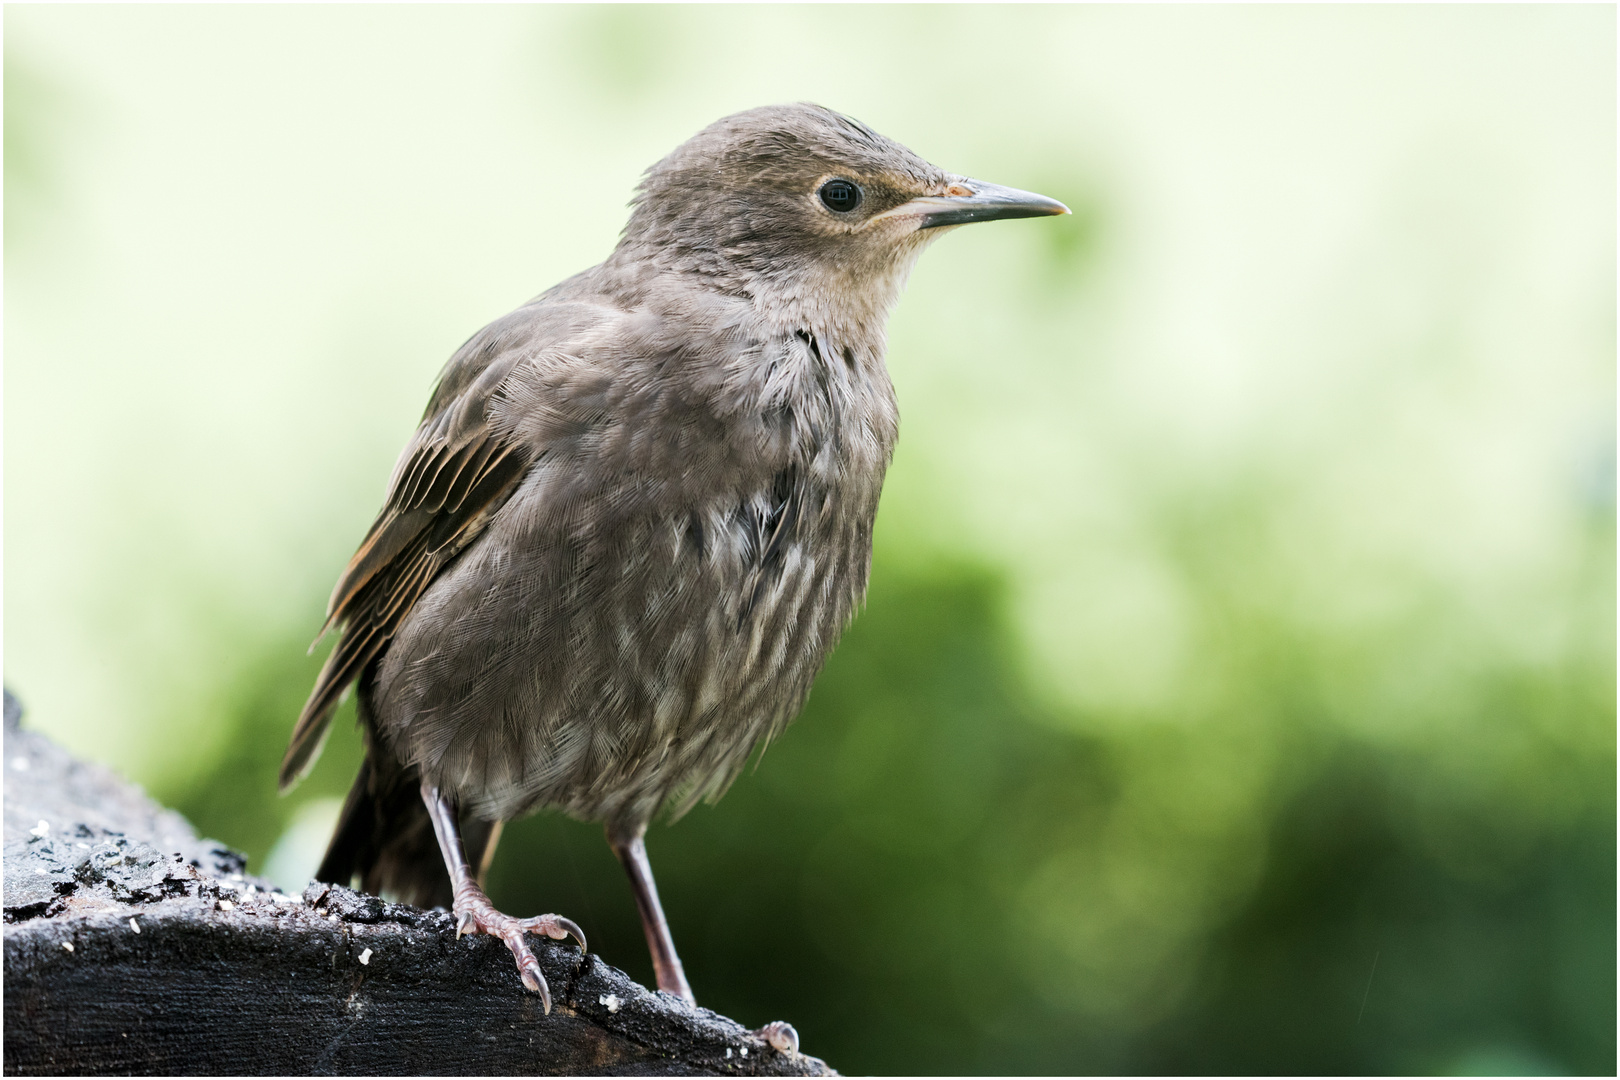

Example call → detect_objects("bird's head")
612 103 1068 331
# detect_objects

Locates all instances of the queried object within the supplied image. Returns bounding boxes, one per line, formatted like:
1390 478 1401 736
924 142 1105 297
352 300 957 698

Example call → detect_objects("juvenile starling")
280 103 1067 1019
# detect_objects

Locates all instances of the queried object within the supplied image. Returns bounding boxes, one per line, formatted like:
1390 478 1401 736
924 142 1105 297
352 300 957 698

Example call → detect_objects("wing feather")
280 357 533 791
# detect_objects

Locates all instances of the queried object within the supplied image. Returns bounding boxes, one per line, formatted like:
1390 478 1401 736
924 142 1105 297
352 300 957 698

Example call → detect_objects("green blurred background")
5 5 1613 1075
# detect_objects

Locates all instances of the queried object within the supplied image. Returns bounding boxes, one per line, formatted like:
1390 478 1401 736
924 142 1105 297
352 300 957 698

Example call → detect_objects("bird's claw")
757 1021 800 1054
518 913 588 954
450 884 584 1014
515 949 552 1013
493 927 556 1012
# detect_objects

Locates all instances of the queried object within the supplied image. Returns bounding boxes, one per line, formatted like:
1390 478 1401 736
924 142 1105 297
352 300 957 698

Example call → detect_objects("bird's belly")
373 495 869 828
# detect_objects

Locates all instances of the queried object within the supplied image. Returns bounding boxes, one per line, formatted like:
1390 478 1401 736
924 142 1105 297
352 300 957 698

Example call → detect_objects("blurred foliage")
5 5 1614 1076
152 536 1613 1074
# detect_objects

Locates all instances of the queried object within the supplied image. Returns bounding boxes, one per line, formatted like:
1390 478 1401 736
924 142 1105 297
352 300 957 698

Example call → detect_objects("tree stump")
2 692 833 1076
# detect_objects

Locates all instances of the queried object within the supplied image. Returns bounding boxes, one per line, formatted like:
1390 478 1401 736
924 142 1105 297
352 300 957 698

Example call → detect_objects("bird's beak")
878 179 1070 230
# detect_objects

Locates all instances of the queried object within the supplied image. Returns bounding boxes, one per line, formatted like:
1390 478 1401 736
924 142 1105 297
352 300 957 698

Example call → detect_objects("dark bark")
1 692 833 1077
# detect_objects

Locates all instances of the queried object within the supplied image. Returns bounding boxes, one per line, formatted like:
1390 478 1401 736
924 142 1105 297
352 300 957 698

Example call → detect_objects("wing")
278 332 533 792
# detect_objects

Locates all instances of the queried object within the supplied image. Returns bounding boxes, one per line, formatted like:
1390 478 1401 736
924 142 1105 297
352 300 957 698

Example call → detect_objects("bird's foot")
756 1021 800 1055
451 882 586 1013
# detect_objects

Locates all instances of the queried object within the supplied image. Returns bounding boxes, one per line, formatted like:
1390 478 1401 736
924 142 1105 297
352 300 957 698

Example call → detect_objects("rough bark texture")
1 693 833 1076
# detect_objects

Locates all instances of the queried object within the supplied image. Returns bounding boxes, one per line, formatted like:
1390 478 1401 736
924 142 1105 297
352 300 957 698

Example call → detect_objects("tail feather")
318 747 502 910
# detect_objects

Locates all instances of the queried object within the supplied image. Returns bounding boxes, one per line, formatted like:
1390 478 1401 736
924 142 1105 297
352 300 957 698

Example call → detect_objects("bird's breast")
381 325 898 826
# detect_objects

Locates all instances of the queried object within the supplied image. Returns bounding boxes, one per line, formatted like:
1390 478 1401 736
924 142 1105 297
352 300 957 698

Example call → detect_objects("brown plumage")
282 103 1066 1019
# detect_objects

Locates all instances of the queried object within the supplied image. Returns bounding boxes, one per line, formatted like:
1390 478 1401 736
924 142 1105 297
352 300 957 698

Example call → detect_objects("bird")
280 102 1067 1025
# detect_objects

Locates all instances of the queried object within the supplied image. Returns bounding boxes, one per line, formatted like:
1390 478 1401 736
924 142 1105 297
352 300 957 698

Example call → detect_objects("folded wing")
278 346 532 791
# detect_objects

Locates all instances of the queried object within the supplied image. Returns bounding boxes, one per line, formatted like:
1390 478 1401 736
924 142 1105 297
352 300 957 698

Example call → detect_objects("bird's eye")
818 179 861 214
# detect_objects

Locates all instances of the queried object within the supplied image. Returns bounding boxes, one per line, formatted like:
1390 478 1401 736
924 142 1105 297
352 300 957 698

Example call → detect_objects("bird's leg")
422 783 586 1013
604 826 799 1052
606 822 694 1003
